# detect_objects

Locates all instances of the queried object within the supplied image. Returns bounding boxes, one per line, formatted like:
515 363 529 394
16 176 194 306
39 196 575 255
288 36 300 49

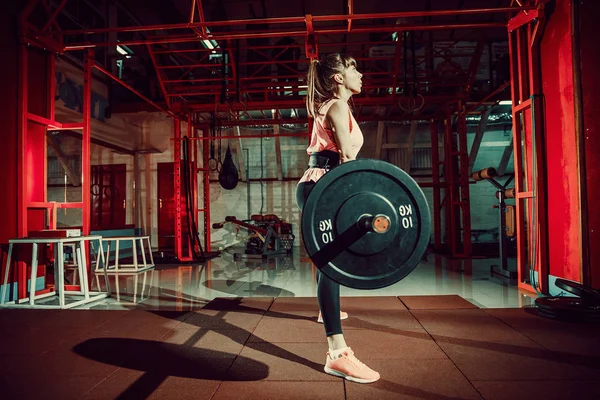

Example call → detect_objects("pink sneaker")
317 311 348 323
324 347 380 383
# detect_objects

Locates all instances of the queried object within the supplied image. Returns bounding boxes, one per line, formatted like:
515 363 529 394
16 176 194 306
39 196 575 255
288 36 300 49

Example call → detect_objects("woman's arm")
327 100 354 163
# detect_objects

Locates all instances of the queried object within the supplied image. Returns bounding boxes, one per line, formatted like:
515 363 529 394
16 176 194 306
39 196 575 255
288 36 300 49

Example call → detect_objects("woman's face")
343 64 363 94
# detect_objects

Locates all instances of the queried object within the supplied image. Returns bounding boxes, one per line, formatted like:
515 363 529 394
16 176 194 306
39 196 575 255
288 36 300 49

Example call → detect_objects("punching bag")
218 144 239 190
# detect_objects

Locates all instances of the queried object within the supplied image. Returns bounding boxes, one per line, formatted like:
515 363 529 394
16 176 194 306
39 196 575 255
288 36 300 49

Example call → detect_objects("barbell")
301 159 431 290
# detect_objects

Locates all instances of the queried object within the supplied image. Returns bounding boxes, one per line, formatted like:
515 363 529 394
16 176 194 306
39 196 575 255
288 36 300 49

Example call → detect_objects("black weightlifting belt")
308 150 340 171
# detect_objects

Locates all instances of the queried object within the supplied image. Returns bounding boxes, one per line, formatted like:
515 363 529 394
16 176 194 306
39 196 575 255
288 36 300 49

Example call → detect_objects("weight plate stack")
555 278 600 305
535 296 600 323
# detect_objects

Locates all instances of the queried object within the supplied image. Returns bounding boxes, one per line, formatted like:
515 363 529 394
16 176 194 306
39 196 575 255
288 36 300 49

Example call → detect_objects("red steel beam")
40 0 62 34
164 77 231 84
175 51 212 81
196 0 207 37
48 54 56 121
507 8 539 32
61 123 84 130
457 108 472 256
27 113 63 129
187 94 465 111
347 0 354 32
189 0 197 23
39 0 67 33
463 81 511 114
152 40 404 57
82 49 93 237
61 7 533 36
430 120 442 250
19 0 40 28
462 38 487 97
169 83 425 96
189 114 200 255
17 44 28 299
201 124 211 251
174 118 183 260
189 110 441 126
28 201 84 209
156 57 308 70
63 22 507 50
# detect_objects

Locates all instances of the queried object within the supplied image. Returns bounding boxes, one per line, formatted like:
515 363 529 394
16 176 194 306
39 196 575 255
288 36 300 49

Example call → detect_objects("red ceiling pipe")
61 7 533 36
63 22 506 50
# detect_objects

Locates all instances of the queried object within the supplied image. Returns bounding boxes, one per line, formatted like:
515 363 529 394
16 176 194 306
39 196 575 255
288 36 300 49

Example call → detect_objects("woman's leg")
297 182 343 338
296 181 379 382
316 270 347 349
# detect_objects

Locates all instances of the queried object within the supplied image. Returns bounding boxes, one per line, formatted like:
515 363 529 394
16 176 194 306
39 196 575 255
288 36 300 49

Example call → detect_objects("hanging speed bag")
218 145 239 190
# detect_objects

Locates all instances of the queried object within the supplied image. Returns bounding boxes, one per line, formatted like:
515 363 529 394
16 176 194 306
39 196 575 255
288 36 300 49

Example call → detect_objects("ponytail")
306 59 319 118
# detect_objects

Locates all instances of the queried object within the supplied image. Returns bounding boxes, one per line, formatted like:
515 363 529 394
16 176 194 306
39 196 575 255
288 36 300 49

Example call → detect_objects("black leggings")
296 181 342 337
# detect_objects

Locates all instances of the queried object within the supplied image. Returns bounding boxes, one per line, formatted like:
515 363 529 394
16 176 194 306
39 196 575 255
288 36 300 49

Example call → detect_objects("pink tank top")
299 98 364 183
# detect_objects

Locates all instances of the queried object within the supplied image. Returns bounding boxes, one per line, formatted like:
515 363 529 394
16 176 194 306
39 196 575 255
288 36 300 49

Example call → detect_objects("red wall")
0 3 21 289
540 0 582 282
0 3 20 244
26 48 49 231
579 1 600 288
0 2 49 292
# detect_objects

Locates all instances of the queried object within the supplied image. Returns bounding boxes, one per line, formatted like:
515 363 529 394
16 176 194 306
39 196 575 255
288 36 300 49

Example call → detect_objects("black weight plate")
301 159 431 289
537 309 583 322
555 278 600 304
535 296 600 316
535 304 589 322
536 308 559 320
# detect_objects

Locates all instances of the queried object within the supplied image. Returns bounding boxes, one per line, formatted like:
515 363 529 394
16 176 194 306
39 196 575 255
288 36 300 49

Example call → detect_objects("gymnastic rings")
413 94 425 112
398 94 426 113
399 95 415 112
210 159 223 173
208 158 219 172
229 101 247 121
215 102 231 120
214 101 247 120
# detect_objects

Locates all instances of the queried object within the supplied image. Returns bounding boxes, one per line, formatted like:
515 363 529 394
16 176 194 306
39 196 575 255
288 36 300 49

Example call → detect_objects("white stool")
66 241 105 287
0 235 111 309
99 236 154 273
106 269 156 304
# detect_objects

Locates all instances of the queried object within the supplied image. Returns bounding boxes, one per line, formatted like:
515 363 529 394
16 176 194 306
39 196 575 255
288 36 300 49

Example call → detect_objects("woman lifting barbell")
296 53 380 384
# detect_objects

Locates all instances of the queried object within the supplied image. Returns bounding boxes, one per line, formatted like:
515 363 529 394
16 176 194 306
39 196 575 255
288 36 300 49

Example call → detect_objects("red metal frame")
17 44 28 299
13 1 543 268
29 5 532 112
83 49 93 237
173 118 184 261
508 9 548 293
61 7 532 38
14 45 91 300
200 123 211 252
430 120 443 251
456 106 472 256
436 100 473 258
